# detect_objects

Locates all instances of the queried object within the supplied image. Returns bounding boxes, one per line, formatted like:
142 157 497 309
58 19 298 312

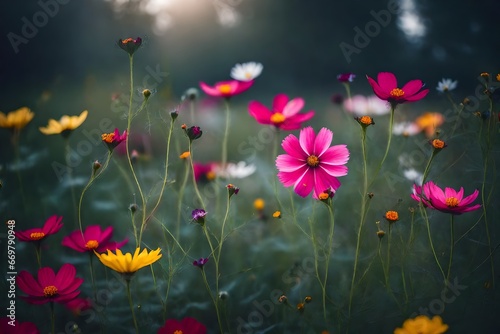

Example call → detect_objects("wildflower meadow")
1 2 500 334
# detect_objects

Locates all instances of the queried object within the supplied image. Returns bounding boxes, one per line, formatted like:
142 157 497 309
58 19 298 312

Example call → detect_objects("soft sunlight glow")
397 0 427 43
105 0 242 33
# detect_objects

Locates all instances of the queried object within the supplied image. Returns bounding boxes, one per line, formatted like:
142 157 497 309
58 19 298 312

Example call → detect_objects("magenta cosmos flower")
101 128 127 151
62 225 128 253
199 80 253 98
157 317 207 334
366 72 429 107
276 127 349 199
411 181 481 215
0 318 39 334
16 215 63 242
16 264 83 305
248 93 315 130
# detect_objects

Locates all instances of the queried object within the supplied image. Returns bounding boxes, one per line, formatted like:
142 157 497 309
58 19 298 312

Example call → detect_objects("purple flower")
192 209 207 225
185 126 202 141
337 73 356 83
193 258 209 268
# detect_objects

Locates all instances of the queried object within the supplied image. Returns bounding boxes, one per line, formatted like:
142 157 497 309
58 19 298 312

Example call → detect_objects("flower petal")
276 154 306 172
272 94 289 112
403 89 429 102
38 267 56 289
293 168 314 197
366 75 390 100
401 79 424 96
319 145 350 165
282 98 305 117
377 72 398 92
248 101 272 124
17 271 43 296
299 127 315 156
281 134 305 159
313 128 333 157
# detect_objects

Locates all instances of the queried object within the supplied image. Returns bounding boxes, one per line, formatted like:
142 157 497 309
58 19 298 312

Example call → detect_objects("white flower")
436 78 458 93
230 62 263 81
393 121 420 136
215 161 256 179
403 168 423 185
343 95 390 116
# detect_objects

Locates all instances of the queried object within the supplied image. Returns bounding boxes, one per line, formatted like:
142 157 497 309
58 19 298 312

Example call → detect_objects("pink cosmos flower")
411 181 481 215
157 317 206 334
16 215 63 242
248 93 315 130
62 225 128 253
366 72 429 107
0 318 39 334
343 94 390 116
199 80 253 98
101 128 127 151
16 264 83 305
65 297 93 316
276 127 349 199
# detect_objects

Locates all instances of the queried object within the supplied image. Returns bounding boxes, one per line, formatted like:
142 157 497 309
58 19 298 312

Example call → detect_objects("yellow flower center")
446 197 459 207
318 192 329 200
101 133 115 143
122 38 134 44
432 139 445 149
218 84 232 94
390 88 405 98
206 171 216 181
245 72 253 79
272 211 281 218
253 198 265 211
307 155 320 167
385 210 399 222
30 232 45 240
359 116 373 125
270 112 286 124
173 330 183 334
496 73 500 82
43 285 58 297
85 240 99 250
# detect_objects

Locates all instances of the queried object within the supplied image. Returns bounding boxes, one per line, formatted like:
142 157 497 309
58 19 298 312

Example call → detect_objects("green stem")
35 243 42 268
139 115 175 245
12 130 27 210
368 106 395 189
446 215 455 283
221 99 231 170
126 279 139 334
348 128 369 318
50 301 55 334
89 253 97 301
189 141 206 210
385 224 392 288
200 268 224 333
273 129 283 210
321 203 335 323
422 207 446 282
124 54 147 248
176 158 190 239
78 151 112 235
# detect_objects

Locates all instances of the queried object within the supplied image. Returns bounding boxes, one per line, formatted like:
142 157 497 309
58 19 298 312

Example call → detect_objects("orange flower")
415 112 445 137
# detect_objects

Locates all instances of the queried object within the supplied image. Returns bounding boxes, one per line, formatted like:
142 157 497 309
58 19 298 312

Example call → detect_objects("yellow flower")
94 247 162 275
39 110 88 135
253 198 265 211
0 107 34 130
272 211 281 218
394 315 448 334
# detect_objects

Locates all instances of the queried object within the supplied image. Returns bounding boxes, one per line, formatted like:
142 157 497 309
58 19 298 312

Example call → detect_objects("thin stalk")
422 207 446 282
200 269 224 334
368 106 395 189
221 99 231 170
139 115 175 246
89 253 97 301
78 151 112 235
321 203 335 323
12 130 27 210
124 54 147 248
176 158 190 239
126 279 139 334
446 215 455 283
188 141 206 210
348 128 369 318
65 138 78 224
50 301 55 334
